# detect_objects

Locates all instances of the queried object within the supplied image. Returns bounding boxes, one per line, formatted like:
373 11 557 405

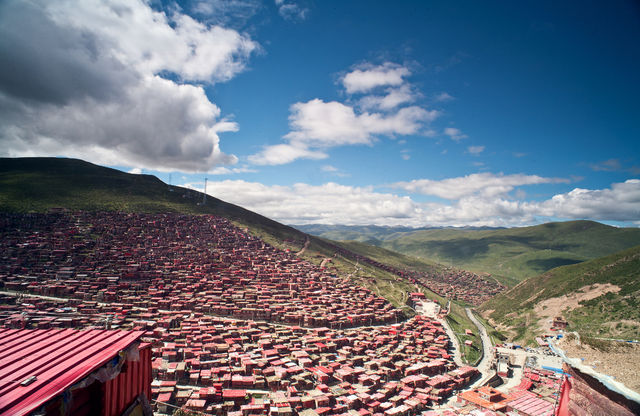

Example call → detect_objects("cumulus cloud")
444 127 467 141
533 179 640 222
0 0 258 172
285 100 437 146
342 63 410 94
250 62 440 165
250 99 438 165
187 178 640 227
191 180 423 225
393 173 570 200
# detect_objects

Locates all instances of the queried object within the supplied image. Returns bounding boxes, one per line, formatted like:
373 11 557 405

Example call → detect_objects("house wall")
102 343 153 416
563 363 640 416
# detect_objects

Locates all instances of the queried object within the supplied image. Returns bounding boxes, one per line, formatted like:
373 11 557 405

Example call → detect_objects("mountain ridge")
296 219 640 286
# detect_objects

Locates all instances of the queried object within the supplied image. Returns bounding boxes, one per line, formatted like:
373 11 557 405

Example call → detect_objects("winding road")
465 307 496 388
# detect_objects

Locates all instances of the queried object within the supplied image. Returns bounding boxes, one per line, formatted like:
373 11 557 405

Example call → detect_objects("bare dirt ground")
533 283 620 332
557 336 640 393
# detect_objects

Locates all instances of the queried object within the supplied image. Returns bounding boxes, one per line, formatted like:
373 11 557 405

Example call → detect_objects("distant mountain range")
294 223 504 242
295 221 640 287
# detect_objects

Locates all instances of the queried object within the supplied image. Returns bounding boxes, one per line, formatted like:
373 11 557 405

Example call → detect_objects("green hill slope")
0 157 307 244
335 240 442 272
317 222 640 286
480 245 640 344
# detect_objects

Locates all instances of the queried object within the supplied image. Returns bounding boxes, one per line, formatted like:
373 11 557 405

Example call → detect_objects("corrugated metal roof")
0 328 144 416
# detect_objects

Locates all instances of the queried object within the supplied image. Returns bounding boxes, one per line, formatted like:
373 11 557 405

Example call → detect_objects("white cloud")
444 127 467 141
209 166 257 175
533 179 640 222
285 100 376 146
467 145 485 155
189 0 262 27
342 63 411 94
186 178 640 227
192 180 423 225
275 0 308 21
359 85 416 111
248 143 328 165
434 92 455 102
128 168 142 174
393 173 570 200
250 99 438 165
0 0 258 172
320 164 348 177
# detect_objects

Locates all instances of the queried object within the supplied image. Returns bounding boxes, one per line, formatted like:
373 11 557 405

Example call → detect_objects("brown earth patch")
557 336 640 393
533 283 621 333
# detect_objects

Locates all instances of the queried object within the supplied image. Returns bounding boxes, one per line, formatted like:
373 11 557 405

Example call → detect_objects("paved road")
465 307 496 388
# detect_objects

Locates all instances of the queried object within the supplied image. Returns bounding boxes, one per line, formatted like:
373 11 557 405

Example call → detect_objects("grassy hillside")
480 245 640 344
295 224 503 243
335 240 442 273
294 224 430 243
311 221 640 287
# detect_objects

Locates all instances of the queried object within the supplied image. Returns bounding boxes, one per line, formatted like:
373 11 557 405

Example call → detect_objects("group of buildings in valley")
326 243 505 306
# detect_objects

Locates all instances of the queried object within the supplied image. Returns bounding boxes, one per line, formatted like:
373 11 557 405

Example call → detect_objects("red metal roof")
507 391 554 416
0 328 145 416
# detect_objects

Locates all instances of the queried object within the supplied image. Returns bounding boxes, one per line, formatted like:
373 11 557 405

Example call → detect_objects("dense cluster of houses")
0 291 480 416
401 269 505 306
149 314 480 415
0 212 402 328
325 243 504 306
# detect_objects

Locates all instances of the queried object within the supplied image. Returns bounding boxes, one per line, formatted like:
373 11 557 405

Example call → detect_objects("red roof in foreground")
0 328 145 416
506 391 554 416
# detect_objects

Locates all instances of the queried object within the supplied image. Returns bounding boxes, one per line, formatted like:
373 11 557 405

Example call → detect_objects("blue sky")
1 0 639 226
